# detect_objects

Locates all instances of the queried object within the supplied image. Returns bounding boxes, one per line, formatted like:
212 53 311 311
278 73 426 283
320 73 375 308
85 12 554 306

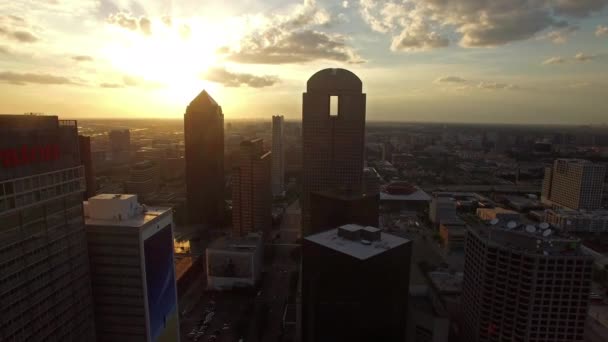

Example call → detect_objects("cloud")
72 55 93 62
359 0 608 51
477 82 514 90
542 56 567 65
574 52 596 62
107 12 152 35
597 25 608 37
204 67 279 88
541 25 578 44
100 82 124 88
0 45 10 55
435 76 468 83
0 71 77 86
220 0 362 64
161 15 172 27
343 1 349 9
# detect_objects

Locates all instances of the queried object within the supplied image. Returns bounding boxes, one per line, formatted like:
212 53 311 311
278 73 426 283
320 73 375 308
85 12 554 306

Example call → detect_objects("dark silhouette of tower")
78 134 96 199
184 90 225 229
301 68 366 235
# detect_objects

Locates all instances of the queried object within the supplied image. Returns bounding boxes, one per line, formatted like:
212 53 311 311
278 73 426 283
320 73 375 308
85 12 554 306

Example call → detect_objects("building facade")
232 138 272 237
309 190 379 235
184 90 225 229
0 115 96 341
545 209 608 233
302 224 412 342
271 115 285 197
462 220 593 342
541 159 606 210
79 134 97 199
301 68 366 235
84 194 179 342
126 160 160 201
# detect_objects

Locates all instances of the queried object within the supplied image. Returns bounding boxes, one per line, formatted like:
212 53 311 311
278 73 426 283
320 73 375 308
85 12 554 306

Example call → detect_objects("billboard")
144 224 179 342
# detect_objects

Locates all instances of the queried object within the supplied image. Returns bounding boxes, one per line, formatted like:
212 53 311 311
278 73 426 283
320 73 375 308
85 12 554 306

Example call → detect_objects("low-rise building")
439 220 467 254
205 233 263 290
476 207 520 222
545 209 608 233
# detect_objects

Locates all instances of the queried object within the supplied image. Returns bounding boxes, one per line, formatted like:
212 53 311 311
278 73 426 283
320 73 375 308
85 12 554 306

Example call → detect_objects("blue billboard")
144 224 179 341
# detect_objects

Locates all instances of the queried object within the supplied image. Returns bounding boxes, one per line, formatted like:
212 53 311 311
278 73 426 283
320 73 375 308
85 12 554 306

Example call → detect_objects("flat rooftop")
305 225 410 260
85 206 170 228
208 233 262 252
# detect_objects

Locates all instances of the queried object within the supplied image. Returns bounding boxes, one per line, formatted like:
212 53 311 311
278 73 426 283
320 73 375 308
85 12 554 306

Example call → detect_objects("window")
330 95 338 116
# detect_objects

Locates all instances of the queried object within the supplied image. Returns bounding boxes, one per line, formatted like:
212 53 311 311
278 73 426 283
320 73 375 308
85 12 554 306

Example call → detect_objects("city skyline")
1 0 608 124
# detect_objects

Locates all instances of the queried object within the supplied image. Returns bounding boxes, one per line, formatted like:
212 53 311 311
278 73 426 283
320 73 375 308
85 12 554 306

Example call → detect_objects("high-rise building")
184 90 225 228
462 219 593 342
108 128 130 163
302 224 412 342
301 68 366 235
108 129 130 153
126 160 160 201
271 115 285 197
541 159 606 210
84 194 179 341
309 190 378 234
232 138 272 237
0 115 95 341
79 134 97 199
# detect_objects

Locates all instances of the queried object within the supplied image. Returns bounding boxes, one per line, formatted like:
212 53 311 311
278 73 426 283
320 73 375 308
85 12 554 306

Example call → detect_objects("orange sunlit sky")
1 0 608 123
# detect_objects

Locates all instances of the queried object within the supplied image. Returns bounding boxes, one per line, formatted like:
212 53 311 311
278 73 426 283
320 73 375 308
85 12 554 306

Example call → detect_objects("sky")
1 0 607 124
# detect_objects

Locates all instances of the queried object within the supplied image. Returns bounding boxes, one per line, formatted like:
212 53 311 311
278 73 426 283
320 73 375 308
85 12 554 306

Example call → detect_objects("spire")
188 90 218 108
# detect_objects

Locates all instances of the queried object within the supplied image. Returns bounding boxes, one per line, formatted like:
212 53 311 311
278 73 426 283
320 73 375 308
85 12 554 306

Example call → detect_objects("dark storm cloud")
203 67 279 88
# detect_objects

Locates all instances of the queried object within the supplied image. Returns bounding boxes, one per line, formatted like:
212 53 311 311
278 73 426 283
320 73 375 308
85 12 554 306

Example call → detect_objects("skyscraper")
78 134 97 199
184 90 225 229
84 194 179 341
126 160 160 201
302 224 412 342
108 129 130 153
271 115 285 197
0 115 96 341
462 219 593 342
541 159 606 210
309 190 379 235
301 68 366 235
232 138 272 237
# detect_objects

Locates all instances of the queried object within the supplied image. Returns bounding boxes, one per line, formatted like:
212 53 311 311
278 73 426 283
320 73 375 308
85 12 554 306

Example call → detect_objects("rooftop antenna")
525 225 536 233
507 221 517 230
539 222 550 230
490 218 499 226
543 229 553 237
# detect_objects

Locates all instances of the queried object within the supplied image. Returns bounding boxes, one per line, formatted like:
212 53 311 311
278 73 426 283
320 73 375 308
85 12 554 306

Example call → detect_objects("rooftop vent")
337 224 362 241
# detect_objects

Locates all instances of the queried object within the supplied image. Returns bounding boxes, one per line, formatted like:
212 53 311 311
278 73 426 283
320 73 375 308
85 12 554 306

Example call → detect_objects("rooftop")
305 224 410 260
84 194 171 228
466 215 585 256
208 233 262 252
380 183 431 201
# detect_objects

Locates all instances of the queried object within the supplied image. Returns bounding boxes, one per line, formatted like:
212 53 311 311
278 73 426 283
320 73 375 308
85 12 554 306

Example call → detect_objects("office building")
108 129 130 153
462 219 593 342
232 138 272 237
205 233 263 290
84 194 179 341
271 115 285 197
0 115 95 341
545 208 608 233
541 159 606 210
108 129 130 163
126 160 160 201
184 90 225 228
429 196 457 226
301 68 366 235
302 224 412 342
309 190 378 234
79 134 97 199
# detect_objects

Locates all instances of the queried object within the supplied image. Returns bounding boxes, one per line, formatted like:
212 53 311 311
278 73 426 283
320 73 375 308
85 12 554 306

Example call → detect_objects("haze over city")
1 0 608 123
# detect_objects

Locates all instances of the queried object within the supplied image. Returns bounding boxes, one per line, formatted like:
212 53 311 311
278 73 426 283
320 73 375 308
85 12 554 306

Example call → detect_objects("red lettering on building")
0 144 61 168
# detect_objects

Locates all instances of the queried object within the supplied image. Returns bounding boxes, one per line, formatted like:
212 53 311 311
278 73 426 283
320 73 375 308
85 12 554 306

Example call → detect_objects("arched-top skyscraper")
184 90 225 229
301 68 366 235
